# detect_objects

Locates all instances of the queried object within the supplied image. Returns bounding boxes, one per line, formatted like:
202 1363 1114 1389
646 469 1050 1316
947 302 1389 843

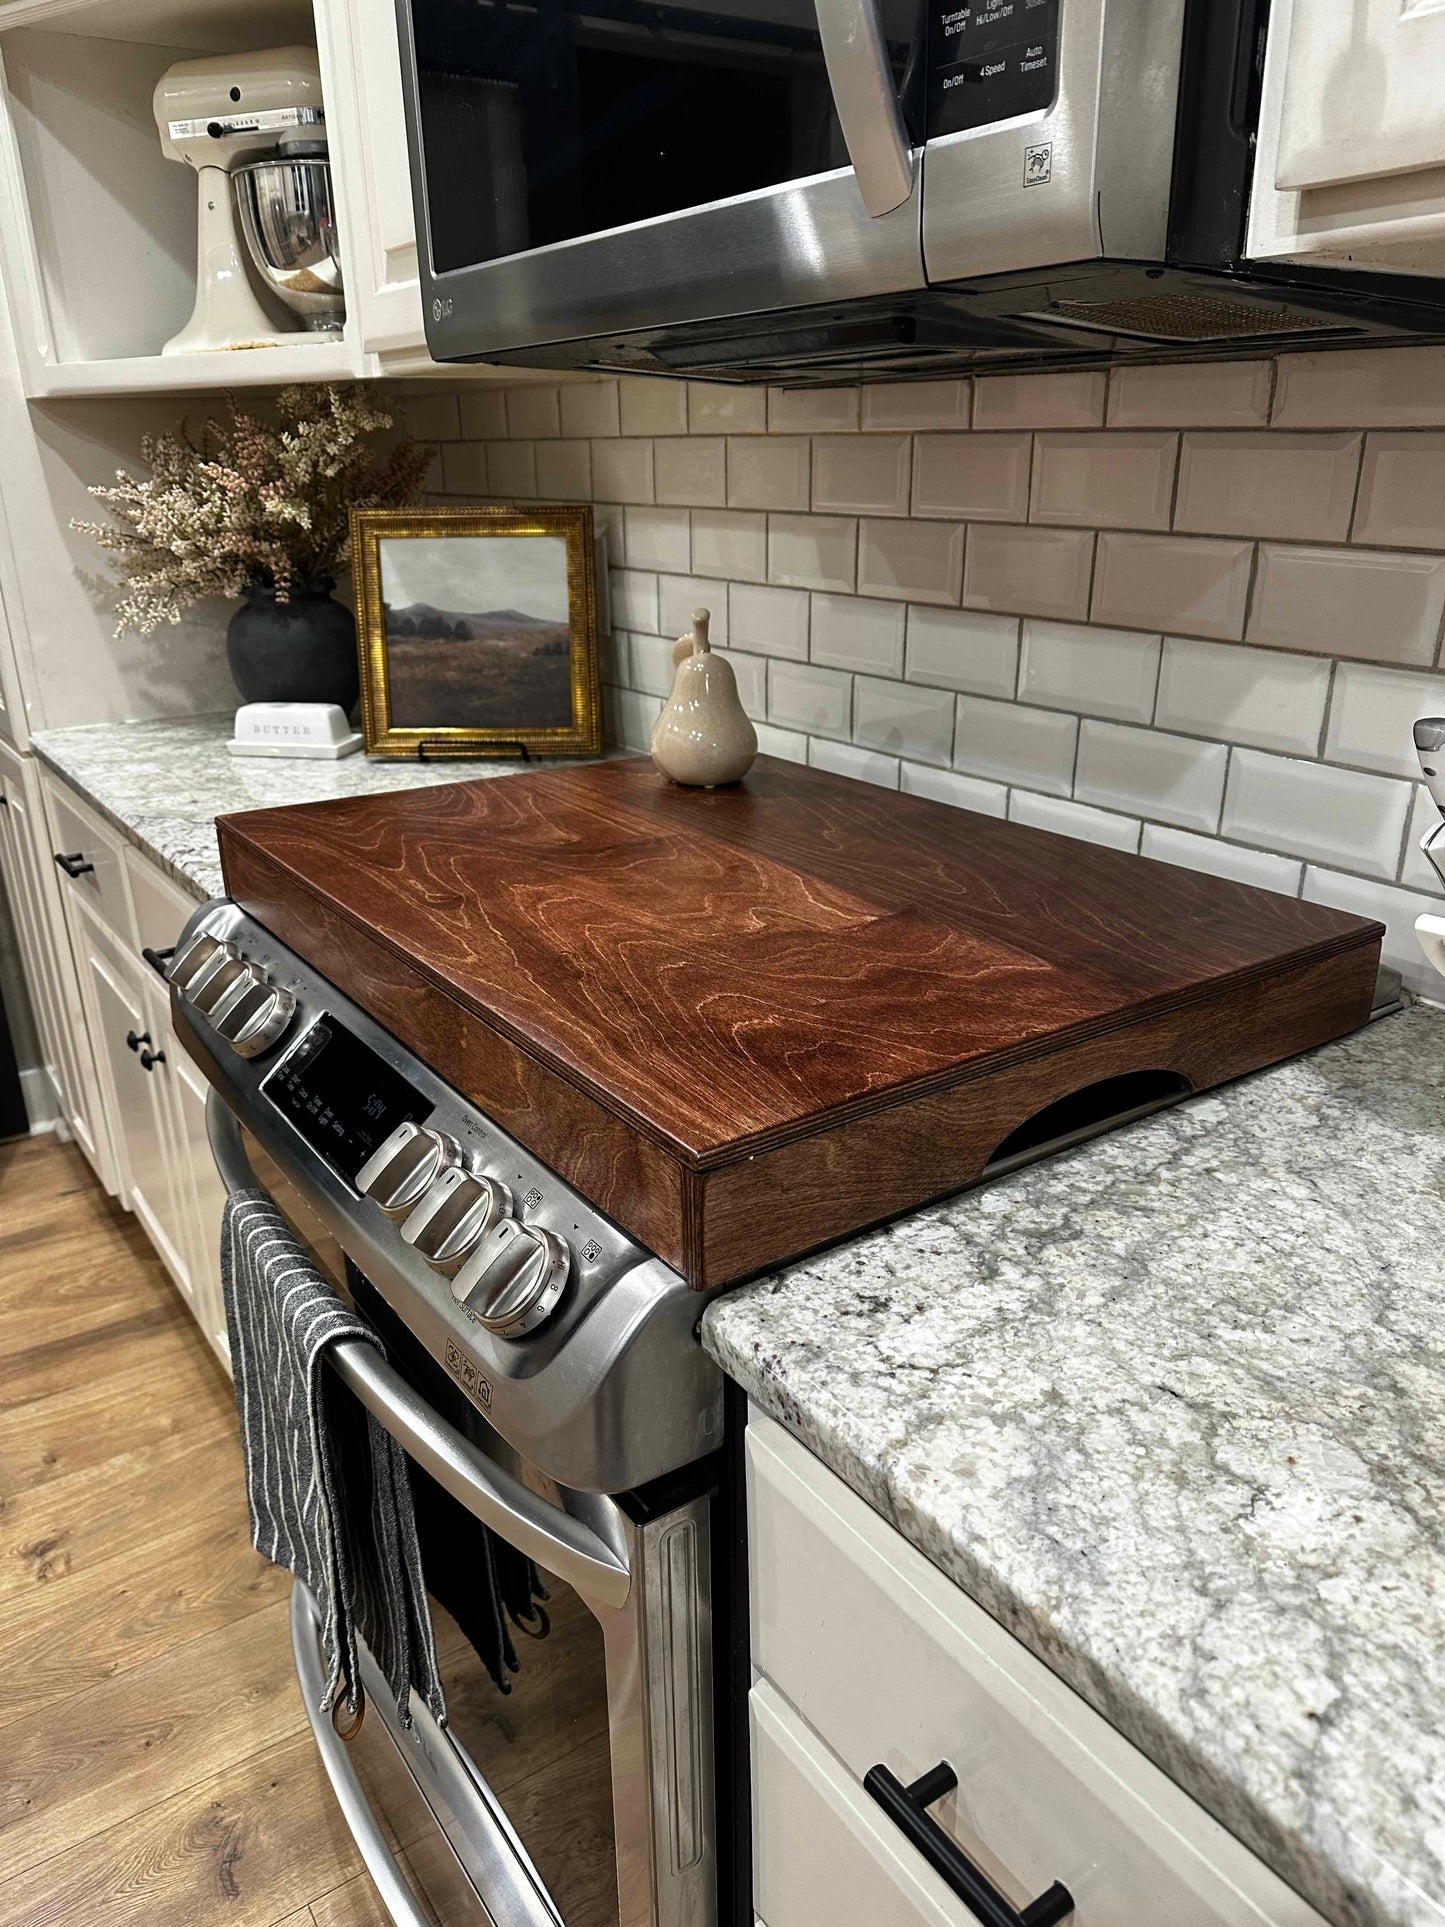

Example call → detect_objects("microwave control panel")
928 0 1061 139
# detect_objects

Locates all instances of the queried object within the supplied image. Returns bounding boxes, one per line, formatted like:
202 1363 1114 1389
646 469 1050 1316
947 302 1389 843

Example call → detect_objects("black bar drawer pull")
142 945 177 980
864 1762 1074 1927
54 850 94 878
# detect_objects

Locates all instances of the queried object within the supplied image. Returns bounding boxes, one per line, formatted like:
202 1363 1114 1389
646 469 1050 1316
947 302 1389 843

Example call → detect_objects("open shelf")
0 0 373 396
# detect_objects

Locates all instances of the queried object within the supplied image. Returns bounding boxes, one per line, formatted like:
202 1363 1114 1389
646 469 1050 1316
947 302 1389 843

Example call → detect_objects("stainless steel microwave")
393 0 1445 384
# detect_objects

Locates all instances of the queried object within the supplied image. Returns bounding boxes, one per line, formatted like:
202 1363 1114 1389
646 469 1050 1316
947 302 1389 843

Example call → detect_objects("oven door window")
410 0 928 276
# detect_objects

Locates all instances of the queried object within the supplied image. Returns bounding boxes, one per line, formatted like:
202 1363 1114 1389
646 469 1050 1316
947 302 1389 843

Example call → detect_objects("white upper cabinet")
1249 0 1445 275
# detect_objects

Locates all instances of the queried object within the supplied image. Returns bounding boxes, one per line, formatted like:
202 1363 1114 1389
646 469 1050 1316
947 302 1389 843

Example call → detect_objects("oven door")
396 0 929 360
210 1093 715 1927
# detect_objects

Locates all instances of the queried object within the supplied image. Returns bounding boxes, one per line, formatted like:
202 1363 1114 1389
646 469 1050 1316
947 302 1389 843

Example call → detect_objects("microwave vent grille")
1021 293 1345 343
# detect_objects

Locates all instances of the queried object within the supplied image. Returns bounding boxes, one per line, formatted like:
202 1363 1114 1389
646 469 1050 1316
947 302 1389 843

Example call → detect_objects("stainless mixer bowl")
233 155 344 334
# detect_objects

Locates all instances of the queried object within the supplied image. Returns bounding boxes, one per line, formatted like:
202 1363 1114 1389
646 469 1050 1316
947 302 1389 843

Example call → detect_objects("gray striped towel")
221 1187 445 1730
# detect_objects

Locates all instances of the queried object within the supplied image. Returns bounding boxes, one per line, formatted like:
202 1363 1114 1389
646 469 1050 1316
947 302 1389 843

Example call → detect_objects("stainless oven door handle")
815 0 914 216
207 1089 633 1609
290 1580 434 1927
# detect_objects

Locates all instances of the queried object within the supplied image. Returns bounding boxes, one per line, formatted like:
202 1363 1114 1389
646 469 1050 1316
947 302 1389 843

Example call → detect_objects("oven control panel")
928 0 1060 140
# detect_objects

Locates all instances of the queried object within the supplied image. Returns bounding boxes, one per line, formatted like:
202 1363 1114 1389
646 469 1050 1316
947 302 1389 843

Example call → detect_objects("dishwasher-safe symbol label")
1024 143 1053 186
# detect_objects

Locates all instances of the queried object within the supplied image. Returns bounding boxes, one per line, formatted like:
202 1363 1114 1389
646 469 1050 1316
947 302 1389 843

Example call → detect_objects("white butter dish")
228 702 363 760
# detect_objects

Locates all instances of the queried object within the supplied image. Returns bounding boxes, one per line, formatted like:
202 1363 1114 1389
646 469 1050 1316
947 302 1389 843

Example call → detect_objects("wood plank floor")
0 1131 393 1926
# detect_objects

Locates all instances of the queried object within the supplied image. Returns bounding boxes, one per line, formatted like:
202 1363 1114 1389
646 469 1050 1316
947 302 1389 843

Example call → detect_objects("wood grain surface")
219 756 1384 1287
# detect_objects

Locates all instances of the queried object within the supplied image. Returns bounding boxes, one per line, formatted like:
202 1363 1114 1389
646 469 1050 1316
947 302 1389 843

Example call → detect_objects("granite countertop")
31 715 584 901
704 1008 1445 1927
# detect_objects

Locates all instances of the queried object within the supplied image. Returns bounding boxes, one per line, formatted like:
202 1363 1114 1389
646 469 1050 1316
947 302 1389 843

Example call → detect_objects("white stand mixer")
153 47 329 356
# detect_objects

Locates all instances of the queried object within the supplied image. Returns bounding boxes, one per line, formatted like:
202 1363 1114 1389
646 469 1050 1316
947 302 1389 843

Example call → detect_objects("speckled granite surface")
31 716 587 901
705 1009 1445 1927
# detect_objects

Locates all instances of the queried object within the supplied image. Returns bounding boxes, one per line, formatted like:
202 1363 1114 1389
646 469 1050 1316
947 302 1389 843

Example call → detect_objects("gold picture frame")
350 504 601 759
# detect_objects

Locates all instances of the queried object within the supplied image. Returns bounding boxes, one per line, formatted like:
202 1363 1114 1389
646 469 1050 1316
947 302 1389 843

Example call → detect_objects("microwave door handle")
206 1089 633 1610
815 0 914 215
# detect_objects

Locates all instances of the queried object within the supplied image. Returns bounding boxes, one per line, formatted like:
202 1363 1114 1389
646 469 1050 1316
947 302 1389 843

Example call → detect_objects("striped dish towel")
221 1187 444 1730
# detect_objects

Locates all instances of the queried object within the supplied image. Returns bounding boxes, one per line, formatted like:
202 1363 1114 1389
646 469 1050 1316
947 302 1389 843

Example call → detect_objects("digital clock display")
262 1016 434 1184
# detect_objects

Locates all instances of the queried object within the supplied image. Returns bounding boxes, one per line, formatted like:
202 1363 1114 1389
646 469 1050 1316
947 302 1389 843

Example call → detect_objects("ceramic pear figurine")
650 608 758 788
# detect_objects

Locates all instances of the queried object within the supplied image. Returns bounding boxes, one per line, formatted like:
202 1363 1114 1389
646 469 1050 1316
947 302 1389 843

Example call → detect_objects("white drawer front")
43 773 134 946
747 1413 1326 1927
753 1678 966 1927
125 843 199 960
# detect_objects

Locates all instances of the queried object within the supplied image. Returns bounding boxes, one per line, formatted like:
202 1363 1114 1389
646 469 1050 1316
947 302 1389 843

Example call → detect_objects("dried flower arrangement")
73 385 432 636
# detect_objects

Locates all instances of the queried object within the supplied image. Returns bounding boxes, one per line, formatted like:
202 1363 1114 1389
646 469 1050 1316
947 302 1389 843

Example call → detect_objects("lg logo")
431 296 453 321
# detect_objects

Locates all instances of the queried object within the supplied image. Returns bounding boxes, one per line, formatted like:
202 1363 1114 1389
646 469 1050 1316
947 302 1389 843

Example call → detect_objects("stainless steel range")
172 897 729 1927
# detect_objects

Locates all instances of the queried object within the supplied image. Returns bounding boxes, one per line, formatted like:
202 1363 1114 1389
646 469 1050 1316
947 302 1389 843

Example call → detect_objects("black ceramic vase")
226 580 359 711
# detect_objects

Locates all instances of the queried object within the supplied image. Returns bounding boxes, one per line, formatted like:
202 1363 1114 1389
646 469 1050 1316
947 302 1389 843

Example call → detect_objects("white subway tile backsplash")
769 387 859 433
854 675 955 766
505 387 561 439
901 761 1009 818
973 370 1107 430
693 510 767 581
1009 790 1142 853
1274 348 1445 429
620 378 688 436
728 437 810 512
858 519 964 604
1175 432 1360 542
1107 362 1272 429
769 515 857 593
688 383 767 433
1092 533 1252 641
1019 620 1160 723
629 631 680 697
597 629 629 688
1075 721 1227 832
610 687 664 751
655 437 726 508
1223 749 1412 879
808 737 900 788
906 606 1019 697
1353 434 1445 550
487 441 537 498
1154 636 1329 757
1248 545 1445 666
458 390 508 440
658 574 729 646
1140 824 1303 897
535 440 591 500
729 581 810 659
403 393 461 441
591 438 654 505
863 379 970 432
754 720 810 764
962 524 1094 621
954 696 1077 795
768 659 853 739
559 380 621 439
811 594 906 676
439 444 488 494
1324 662 1445 778
611 570 659 634
714 647 768 719
813 435 911 516
912 434 1031 522
1031 431 1176 530
1302 866 1440 994
625 507 692 574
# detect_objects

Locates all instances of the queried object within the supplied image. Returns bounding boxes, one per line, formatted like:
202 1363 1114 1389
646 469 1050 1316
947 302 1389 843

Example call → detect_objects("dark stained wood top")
218 757 1382 1170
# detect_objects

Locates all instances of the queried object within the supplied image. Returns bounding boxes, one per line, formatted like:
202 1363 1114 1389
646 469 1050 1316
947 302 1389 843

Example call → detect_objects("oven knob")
169 930 233 991
214 973 296 1058
450 1218 570 1337
190 952 255 1020
399 1168 513 1277
356 1123 463 1219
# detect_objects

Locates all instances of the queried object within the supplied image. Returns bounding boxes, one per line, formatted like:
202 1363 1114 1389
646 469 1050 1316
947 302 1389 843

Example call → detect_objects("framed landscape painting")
351 505 601 758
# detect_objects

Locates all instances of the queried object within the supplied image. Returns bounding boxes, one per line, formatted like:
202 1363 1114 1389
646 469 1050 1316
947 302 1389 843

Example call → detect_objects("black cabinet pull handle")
139 1047 166 1072
54 851 94 878
864 1762 1074 1927
142 945 177 979
125 1030 151 1054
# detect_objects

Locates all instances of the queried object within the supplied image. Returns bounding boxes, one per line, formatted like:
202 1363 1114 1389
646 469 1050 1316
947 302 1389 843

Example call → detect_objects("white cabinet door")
172 1042 231 1366
82 915 193 1299
1276 2 1445 193
0 741 109 1178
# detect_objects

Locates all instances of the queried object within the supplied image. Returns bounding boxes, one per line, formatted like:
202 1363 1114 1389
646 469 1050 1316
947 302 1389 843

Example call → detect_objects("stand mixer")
154 47 344 355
